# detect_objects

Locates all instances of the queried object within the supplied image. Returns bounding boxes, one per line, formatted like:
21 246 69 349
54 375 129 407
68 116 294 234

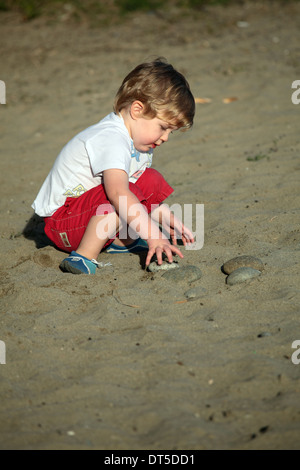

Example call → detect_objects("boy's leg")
60 211 120 274
44 185 121 254
76 211 120 260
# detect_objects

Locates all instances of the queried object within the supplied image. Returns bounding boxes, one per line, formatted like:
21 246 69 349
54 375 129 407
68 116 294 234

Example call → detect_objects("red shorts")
44 168 173 253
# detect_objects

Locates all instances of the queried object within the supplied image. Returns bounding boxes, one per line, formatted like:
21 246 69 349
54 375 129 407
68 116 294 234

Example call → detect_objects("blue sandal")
105 238 148 254
59 251 100 274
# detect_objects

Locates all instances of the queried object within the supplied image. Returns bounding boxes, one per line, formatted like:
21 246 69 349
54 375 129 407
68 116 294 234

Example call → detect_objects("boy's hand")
154 204 195 247
160 204 195 246
169 224 194 247
147 203 195 266
145 238 183 267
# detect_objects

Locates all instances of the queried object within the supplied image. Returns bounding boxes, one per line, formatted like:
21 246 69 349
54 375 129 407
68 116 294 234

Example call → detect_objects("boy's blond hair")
114 58 195 130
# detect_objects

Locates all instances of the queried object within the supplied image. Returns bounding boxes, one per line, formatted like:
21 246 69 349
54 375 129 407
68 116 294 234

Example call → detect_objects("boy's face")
131 114 177 153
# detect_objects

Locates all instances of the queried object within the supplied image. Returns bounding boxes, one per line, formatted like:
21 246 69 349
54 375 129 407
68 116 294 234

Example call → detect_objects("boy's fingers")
184 229 194 241
145 249 155 267
172 245 184 259
145 243 183 267
171 236 177 246
162 246 173 265
146 246 165 266
182 233 194 245
183 232 195 243
155 247 164 265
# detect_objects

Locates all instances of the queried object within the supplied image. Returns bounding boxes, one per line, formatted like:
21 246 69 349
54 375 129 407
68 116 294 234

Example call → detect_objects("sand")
0 1 300 450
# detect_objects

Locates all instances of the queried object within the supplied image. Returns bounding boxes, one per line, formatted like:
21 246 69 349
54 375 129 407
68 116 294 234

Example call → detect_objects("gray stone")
226 267 261 285
162 265 202 283
222 255 264 274
257 332 272 338
184 286 207 299
147 260 180 272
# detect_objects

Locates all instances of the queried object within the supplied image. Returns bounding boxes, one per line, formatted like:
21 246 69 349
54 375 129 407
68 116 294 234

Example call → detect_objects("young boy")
32 58 195 274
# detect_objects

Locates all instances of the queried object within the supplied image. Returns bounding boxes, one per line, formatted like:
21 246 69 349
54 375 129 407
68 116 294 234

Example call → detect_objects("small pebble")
184 286 207 299
147 260 179 272
222 255 264 274
162 265 202 283
257 332 272 338
226 267 261 285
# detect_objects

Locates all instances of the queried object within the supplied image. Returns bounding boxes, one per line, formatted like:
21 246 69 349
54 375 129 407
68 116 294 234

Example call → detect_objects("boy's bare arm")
103 169 162 239
103 169 183 265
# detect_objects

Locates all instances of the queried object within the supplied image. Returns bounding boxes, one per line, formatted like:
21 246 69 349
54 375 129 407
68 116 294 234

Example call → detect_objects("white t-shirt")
32 112 153 217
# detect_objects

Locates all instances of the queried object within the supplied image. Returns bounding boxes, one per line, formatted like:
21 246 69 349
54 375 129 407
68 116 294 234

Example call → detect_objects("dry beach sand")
0 1 300 450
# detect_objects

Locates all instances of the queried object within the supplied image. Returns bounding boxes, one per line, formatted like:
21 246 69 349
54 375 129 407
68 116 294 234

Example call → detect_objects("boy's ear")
130 100 145 120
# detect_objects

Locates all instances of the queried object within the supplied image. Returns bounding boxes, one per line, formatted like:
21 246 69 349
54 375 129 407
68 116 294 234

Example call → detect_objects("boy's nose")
161 130 170 142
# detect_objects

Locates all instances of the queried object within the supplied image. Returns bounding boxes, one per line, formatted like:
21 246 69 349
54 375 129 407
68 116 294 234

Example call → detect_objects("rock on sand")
162 265 202 282
222 255 264 274
147 260 180 272
226 267 261 285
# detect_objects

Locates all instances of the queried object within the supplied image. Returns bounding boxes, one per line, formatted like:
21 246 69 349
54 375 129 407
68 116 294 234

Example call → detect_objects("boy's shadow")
22 214 55 249
138 251 148 270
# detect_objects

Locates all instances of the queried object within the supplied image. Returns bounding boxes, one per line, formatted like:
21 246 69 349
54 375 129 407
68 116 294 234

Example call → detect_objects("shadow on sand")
22 214 55 249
